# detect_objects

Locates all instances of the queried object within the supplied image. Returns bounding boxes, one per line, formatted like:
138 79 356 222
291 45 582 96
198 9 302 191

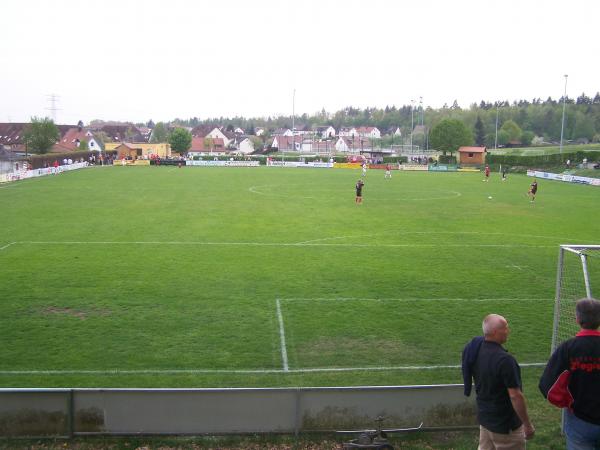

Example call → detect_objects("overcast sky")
1 0 599 125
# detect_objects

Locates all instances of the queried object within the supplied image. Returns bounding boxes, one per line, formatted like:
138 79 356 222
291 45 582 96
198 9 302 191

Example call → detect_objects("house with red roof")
190 125 234 147
52 127 103 152
188 136 226 156
271 135 300 151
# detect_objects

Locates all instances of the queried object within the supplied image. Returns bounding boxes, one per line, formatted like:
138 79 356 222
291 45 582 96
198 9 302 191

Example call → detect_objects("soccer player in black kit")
355 179 364 204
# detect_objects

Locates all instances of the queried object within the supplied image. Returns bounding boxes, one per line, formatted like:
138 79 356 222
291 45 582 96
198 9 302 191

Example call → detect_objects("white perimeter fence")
0 385 476 437
0 162 89 183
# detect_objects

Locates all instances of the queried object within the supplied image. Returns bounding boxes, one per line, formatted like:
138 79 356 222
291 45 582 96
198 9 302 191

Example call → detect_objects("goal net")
551 245 600 353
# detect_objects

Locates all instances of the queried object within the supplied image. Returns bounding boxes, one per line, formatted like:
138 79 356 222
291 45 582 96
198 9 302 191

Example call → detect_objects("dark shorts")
356 191 362 197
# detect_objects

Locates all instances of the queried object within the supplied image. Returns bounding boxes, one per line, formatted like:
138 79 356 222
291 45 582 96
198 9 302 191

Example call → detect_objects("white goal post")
551 245 600 353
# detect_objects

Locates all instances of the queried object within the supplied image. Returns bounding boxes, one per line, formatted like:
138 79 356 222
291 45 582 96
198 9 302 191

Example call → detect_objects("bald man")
471 314 535 449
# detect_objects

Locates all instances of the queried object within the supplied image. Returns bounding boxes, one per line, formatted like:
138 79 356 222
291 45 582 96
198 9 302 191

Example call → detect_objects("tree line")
157 93 600 148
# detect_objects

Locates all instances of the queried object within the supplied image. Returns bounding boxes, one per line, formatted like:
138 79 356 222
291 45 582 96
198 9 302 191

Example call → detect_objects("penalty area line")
0 363 546 376
279 297 550 303
8 241 556 249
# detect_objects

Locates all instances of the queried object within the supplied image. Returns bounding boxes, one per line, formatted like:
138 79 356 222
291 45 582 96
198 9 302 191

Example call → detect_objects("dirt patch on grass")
40 306 112 320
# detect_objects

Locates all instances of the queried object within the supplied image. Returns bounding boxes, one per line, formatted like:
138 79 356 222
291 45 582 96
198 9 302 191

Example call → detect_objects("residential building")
271 135 301 151
335 136 370 153
338 127 358 137
313 125 336 139
356 126 381 139
114 142 171 159
52 127 103 152
272 128 293 137
191 125 235 147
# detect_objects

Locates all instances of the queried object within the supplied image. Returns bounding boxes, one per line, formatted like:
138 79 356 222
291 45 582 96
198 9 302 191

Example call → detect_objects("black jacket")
539 330 600 425
462 336 484 396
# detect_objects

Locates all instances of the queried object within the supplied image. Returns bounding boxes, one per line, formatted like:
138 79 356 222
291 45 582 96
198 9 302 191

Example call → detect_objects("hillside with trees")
164 93 600 148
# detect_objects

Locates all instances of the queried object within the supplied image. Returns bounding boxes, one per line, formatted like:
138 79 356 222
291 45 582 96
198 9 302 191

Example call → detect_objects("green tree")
474 115 486 146
429 119 473 155
500 120 522 142
484 133 496 148
497 129 510 146
521 131 535 146
23 116 60 154
78 139 88 151
169 128 192 154
249 136 263 151
204 137 215 152
573 114 595 141
150 122 169 143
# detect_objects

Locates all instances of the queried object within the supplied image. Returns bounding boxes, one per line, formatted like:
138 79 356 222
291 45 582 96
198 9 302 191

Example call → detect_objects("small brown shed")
458 146 487 166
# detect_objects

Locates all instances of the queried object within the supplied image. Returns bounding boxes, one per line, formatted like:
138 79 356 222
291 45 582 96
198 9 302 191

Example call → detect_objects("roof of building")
458 146 487 153
0 123 75 146
189 136 225 152
96 124 144 142
272 135 304 148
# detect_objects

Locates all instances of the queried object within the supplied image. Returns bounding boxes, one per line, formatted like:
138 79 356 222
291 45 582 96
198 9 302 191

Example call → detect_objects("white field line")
276 299 289 372
0 363 546 376
8 241 557 248
297 230 574 245
279 297 549 303
0 242 16 251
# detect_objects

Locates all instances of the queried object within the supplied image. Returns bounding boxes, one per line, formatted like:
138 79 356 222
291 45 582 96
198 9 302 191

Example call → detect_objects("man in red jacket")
539 298 600 449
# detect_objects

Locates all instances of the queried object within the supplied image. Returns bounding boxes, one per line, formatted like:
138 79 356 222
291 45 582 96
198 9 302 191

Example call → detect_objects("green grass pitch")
0 165 598 388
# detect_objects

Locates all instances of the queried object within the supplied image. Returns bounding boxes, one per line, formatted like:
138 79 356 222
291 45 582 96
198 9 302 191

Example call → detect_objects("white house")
273 128 293 137
335 137 370 153
235 137 255 154
234 127 245 134
314 125 336 139
53 127 103 152
356 126 381 139
84 131 103 152
389 127 402 136
335 137 351 152
338 127 358 137
293 125 312 136
272 135 301 151
206 127 232 147
255 127 265 136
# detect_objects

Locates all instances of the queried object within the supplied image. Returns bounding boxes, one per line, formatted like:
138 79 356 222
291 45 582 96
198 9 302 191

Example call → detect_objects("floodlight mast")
410 99 415 152
559 75 568 154
494 104 499 150
291 88 295 161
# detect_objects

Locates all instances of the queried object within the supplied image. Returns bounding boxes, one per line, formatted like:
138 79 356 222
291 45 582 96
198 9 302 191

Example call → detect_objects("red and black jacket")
539 330 600 425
